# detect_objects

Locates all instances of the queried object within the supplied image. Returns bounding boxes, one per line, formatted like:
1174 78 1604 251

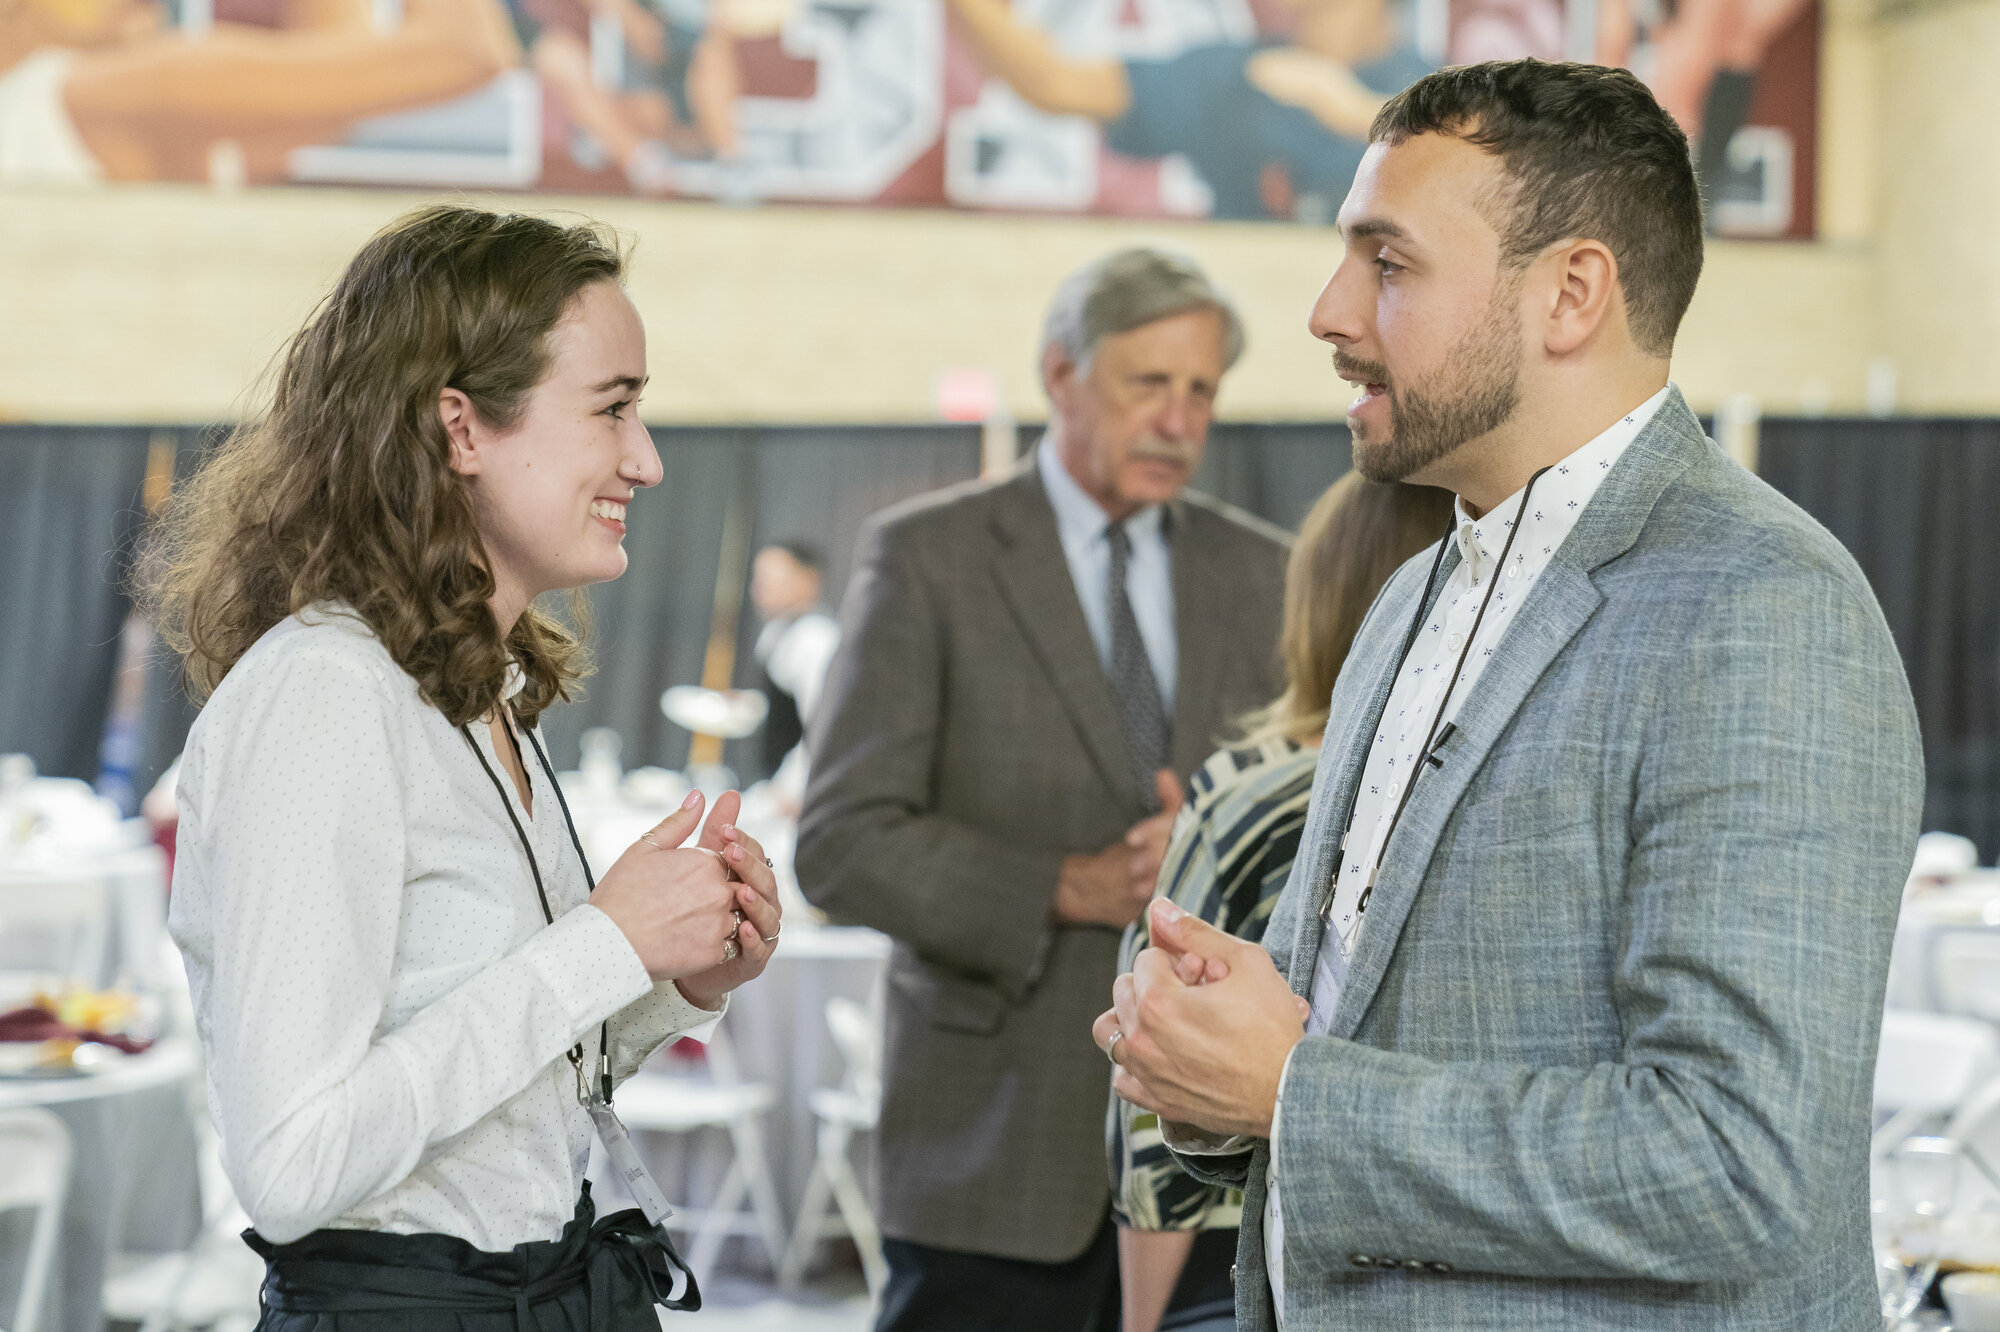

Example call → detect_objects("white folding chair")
613 1024 789 1282
0 1107 72 1332
1874 1008 2000 1161
1929 927 2000 1021
778 995 887 1298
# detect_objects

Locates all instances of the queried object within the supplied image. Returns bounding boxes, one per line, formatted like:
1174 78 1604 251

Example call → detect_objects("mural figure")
946 0 1430 219
0 0 518 184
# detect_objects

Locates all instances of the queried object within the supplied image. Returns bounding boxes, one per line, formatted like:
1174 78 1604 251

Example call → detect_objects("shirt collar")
1036 432 1167 548
1451 385 1671 578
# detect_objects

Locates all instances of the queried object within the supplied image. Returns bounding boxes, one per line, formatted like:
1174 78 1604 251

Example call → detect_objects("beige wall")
1874 0 2000 414
0 7 1990 427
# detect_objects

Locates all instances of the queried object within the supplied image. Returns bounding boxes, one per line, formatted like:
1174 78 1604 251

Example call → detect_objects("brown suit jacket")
796 460 1288 1263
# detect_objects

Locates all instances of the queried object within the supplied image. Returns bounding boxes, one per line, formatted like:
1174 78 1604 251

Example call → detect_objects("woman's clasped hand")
590 787 782 1010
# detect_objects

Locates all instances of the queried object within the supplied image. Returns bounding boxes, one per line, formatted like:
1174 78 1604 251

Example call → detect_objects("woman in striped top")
1109 471 1452 1332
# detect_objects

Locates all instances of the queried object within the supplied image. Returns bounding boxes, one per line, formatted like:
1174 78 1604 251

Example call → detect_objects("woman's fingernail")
682 790 702 810
1159 900 1184 922
728 844 744 861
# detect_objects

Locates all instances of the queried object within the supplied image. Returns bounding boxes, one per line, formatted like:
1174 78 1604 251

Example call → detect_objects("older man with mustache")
798 248 1290 1332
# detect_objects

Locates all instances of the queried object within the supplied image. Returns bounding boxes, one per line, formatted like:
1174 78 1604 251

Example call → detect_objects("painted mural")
0 0 1813 232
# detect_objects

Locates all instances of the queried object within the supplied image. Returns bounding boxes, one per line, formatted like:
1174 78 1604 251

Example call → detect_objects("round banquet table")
0 843 175 991
0 1038 202 1332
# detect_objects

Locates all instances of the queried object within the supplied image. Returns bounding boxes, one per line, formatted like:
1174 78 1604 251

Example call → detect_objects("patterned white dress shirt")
1265 385 1671 1321
171 606 720 1250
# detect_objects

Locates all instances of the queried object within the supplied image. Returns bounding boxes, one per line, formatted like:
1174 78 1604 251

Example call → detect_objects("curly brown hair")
143 205 628 727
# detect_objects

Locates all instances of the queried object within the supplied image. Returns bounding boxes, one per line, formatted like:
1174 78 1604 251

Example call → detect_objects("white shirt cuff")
518 904 654 1038
1270 1037 1304 1179
1161 1120 1258 1156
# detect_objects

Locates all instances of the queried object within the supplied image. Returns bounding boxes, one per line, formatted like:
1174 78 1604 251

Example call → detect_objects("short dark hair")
1371 60 1703 358
764 539 824 572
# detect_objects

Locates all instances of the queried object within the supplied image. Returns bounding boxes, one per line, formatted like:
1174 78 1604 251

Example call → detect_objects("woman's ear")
439 388 481 477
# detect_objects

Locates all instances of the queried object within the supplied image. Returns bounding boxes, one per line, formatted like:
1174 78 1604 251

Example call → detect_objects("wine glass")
1875 1197 1942 1329
1874 1137 1964 1329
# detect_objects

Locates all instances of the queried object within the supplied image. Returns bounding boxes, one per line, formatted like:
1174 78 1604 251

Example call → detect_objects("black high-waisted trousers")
244 1183 697 1332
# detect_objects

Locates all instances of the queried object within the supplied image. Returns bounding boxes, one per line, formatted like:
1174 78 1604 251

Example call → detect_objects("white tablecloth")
0 1039 202 1332
0 842 172 990
624 926 891 1273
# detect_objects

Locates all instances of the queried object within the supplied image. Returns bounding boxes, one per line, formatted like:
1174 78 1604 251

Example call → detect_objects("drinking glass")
1875 1137 1965 1329
1875 1197 1943 1329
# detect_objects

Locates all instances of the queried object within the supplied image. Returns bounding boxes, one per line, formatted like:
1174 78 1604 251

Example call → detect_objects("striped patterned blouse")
1107 735 1319 1231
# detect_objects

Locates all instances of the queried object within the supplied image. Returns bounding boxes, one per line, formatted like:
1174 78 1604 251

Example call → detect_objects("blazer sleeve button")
1348 1253 1376 1268
1400 1259 1427 1273
1428 1262 1455 1275
1229 1264 1237 1288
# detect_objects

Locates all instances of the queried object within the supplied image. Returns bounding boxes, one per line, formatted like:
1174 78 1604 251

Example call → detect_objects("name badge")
585 1094 676 1224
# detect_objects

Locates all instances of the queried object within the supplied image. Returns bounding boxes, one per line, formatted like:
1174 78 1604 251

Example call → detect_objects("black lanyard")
1318 465 1552 928
464 715 617 1107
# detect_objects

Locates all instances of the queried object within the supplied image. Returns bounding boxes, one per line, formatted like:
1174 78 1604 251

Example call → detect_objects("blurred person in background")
1096 61 1923 1330
798 247 1288 1332
0 0 519 184
1108 472 1450 1332
148 206 783 1329
749 539 839 813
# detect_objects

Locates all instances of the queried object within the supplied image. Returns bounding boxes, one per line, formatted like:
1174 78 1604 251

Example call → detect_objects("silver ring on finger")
722 937 740 964
1106 1028 1124 1066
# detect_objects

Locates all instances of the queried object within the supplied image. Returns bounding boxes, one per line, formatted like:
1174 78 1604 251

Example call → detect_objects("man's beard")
1338 286 1524 485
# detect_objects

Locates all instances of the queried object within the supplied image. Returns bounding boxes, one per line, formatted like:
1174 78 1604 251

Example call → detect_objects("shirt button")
1507 564 1520 579
1348 1253 1376 1269
1446 632 1464 652
1386 779 1402 799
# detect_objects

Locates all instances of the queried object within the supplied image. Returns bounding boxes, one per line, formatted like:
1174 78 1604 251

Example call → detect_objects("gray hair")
1041 247 1246 375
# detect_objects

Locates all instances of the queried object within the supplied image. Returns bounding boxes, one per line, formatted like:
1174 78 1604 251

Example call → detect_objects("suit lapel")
988 467 1144 810
1168 501 1231 775
1317 391 1714 1036
1281 545 1455 998
1326 565 1603 1036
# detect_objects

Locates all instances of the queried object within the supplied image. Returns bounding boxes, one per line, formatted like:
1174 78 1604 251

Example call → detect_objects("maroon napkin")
0 1005 153 1054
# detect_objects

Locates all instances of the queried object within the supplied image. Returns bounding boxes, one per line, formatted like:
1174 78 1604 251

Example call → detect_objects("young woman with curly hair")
148 205 780 1329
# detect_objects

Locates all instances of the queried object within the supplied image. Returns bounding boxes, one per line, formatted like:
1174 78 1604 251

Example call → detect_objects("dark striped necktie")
1106 519 1171 807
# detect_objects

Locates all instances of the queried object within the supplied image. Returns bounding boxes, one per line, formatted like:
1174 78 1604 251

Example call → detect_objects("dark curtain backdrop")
1760 419 2000 859
0 427 153 782
537 426 986 776
11 417 1995 848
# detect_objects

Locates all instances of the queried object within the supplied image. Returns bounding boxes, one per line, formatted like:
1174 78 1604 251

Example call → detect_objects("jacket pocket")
889 959 1008 1035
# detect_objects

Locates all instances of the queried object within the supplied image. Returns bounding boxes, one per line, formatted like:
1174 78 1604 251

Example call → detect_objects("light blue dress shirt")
1036 433 1178 711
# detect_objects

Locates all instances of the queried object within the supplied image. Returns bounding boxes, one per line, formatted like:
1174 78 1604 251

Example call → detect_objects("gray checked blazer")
797 458 1288 1263
1175 391 1925 1329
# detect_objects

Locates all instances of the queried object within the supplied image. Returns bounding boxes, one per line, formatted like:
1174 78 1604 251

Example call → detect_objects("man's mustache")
1333 353 1389 387
1130 439 1195 465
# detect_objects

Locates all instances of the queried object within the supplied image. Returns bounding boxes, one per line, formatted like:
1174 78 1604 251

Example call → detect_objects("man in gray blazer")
798 249 1288 1330
1095 61 1924 1330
